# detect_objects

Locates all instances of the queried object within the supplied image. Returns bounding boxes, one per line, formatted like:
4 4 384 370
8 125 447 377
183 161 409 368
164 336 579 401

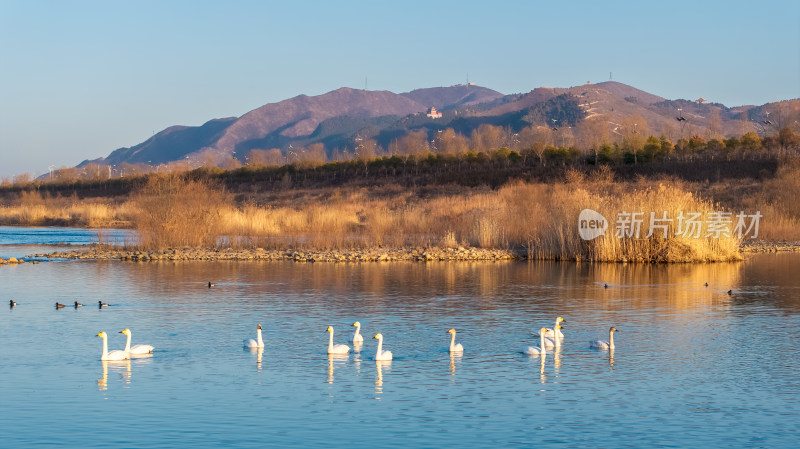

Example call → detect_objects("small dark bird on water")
9 299 16 307
208 282 216 288
98 300 109 308
603 283 608 288
74 301 83 308
704 282 709 287
55 302 66 309
727 290 733 295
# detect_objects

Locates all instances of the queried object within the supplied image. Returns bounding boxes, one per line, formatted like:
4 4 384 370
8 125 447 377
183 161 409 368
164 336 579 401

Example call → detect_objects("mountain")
80 82 797 170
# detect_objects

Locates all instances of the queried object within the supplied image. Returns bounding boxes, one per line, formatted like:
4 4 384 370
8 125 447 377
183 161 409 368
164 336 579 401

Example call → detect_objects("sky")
1 0 798 179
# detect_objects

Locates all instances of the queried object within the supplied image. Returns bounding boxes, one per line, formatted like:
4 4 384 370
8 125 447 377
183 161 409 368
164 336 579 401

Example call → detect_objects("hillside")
78 82 798 171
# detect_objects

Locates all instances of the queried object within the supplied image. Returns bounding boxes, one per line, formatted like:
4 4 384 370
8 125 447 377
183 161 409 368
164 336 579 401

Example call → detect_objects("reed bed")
0 191 122 227
10 161 800 262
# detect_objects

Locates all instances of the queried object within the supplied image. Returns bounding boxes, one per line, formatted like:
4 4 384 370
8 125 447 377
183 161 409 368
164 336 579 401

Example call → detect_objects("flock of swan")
93 314 617 361
238 317 618 363
96 329 154 361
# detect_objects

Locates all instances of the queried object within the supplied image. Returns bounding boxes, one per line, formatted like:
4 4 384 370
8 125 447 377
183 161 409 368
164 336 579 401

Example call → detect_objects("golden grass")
0 192 122 227
10 161 800 262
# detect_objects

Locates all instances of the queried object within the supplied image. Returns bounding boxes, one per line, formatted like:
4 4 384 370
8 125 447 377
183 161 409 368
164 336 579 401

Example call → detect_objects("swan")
96 331 129 361
589 326 618 350
55 302 65 309
326 326 350 354
446 328 464 353
244 324 264 348
543 324 564 349
351 321 364 343
119 328 154 354
544 317 566 339
373 333 393 361
523 327 548 356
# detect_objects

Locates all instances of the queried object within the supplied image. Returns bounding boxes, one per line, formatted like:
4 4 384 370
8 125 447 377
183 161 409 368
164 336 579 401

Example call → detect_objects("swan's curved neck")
376 337 383 357
539 331 547 354
101 335 108 357
328 329 334 351
256 328 263 346
608 331 615 349
353 324 361 337
449 332 457 351
124 332 132 352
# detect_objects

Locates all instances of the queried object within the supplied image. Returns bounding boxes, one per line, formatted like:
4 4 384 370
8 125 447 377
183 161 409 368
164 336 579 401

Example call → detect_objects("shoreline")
5 240 798 264
26 246 521 263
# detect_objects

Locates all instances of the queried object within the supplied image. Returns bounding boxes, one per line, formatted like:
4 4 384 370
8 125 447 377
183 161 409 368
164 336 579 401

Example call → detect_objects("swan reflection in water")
538 353 547 385
247 347 264 372
97 359 131 391
374 360 391 397
327 354 349 384
448 352 462 379
352 340 363 354
608 348 615 368
97 355 153 391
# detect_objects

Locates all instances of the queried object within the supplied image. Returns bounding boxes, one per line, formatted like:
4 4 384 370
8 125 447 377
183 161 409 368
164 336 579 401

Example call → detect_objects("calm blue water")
0 226 133 260
1 227 799 447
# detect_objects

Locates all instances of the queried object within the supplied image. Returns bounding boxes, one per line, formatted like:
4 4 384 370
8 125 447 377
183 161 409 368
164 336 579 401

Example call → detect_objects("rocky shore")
8 240 799 265
740 240 800 253
29 245 522 263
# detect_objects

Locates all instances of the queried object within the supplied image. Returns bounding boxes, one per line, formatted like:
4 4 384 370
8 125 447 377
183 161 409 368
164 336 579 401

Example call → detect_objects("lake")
1 228 799 447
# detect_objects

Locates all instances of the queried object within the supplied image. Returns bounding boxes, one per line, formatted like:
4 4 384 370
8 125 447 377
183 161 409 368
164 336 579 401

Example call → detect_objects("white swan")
523 327 548 356
351 321 364 343
119 328 154 354
543 316 565 339
446 328 464 353
244 324 264 348
96 331 129 361
373 333 393 361
590 326 618 350
543 324 564 349
326 326 350 354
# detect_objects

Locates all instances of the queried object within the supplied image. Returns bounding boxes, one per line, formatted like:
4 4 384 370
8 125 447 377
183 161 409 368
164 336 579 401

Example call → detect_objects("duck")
243 324 264 348
589 326 618 350
523 328 548 356
373 333 393 361
727 289 733 295
119 328 154 354
704 282 709 287
9 300 16 307
55 302 66 309
326 326 350 354
446 328 464 353
208 281 215 288
98 301 109 308
96 331 129 361
351 321 364 343
543 317 566 339
74 301 83 308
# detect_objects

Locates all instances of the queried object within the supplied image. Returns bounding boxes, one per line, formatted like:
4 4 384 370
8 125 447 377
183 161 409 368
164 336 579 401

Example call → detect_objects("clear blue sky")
1 0 798 179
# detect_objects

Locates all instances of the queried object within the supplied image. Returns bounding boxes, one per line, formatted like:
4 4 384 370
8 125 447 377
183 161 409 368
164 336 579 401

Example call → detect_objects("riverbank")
21 240 800 264
30 245 521 263
740 240 800 253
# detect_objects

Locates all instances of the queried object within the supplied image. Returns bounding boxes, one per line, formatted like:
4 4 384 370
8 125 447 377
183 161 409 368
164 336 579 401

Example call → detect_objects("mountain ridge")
80 82 798 170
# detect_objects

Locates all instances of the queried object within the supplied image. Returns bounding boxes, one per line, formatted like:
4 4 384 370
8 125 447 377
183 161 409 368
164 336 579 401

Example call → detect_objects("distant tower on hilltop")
426 107 443 119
